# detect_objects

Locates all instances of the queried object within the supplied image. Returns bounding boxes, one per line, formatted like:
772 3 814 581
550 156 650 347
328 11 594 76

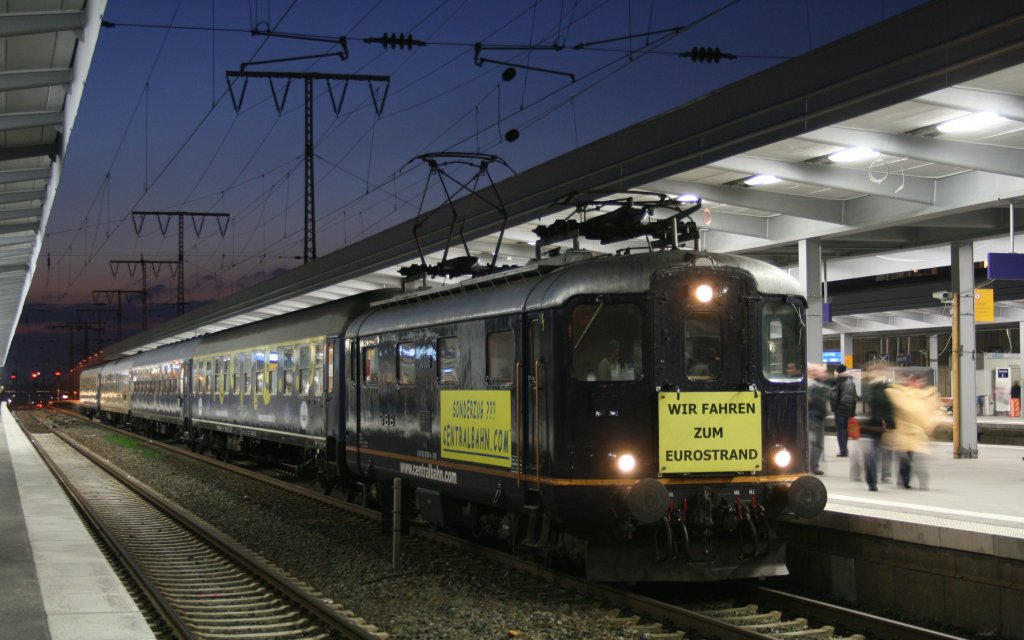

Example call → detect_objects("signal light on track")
684 47 736 63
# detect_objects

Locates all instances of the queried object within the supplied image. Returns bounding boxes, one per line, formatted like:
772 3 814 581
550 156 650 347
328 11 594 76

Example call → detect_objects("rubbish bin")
978 395 993 416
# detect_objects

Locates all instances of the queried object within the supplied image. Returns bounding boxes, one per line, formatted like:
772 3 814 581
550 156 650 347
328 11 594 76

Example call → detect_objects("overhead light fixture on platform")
827 147 879 163
937 111 1006 133
677 193 700 203
744 174 779 186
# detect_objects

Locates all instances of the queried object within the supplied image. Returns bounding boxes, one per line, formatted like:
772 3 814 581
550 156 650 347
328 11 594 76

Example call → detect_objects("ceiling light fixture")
677 193 700 203
936 111 1006 133
744 174 779 186
827 147 879 163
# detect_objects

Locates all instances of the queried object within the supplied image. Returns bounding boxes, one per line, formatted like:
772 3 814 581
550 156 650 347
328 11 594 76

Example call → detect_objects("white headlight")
772 448 792 468
695 284 714 303
617 453 637 473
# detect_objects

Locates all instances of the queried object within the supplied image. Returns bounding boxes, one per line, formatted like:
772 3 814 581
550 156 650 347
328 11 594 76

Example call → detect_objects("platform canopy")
0 1 107 365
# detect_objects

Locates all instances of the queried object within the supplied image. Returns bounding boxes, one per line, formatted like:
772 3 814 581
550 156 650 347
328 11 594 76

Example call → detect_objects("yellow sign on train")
440 390 512 467
658 391 762 473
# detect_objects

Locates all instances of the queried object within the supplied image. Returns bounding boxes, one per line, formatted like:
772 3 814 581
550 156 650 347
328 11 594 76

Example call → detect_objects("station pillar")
798 238 823 365
952 241 979 458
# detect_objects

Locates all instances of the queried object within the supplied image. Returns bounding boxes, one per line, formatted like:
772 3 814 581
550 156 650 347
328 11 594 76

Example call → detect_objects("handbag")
847 416 861 440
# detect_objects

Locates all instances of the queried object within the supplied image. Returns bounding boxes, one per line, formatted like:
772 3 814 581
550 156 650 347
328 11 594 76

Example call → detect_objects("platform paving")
0 405 155 640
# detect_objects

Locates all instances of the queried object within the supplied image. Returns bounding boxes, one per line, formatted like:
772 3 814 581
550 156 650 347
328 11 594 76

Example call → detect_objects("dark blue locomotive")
79 203 826 582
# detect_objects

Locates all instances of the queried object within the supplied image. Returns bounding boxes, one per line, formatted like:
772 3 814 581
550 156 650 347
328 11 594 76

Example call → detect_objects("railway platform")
783 433 1024 639
0 403 155 640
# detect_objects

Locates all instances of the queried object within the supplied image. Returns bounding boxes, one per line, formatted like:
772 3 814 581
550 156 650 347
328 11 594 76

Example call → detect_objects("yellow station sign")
658 390 762 473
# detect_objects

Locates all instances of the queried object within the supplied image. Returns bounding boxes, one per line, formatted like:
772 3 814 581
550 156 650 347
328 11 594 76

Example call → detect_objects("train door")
323 337 339 435
521 314 546 494
651 270 750 392
182 359 192 427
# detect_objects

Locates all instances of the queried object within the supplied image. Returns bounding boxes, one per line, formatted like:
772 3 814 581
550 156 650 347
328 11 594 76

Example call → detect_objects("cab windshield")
570 302 643 382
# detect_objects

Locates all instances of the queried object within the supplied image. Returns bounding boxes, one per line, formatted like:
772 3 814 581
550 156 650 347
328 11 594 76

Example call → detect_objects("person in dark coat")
830 364 857 457
860 363 894 491
806 363 829 474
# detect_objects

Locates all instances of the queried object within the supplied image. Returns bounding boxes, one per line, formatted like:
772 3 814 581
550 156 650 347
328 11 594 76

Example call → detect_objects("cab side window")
363 346 379 385
437 337 459 384
487 331 514 384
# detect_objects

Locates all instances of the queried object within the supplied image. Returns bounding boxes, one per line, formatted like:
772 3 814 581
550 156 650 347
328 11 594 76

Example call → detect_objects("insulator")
689 46 725 63
380 32 417 49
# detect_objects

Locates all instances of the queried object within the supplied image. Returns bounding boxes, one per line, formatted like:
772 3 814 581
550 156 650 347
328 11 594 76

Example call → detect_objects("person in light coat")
884 373 942 489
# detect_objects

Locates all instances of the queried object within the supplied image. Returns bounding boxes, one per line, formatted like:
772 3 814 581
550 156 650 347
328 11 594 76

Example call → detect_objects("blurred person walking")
860 363 894 491
806 363 829 475
885 372 941 489
830 364 857 457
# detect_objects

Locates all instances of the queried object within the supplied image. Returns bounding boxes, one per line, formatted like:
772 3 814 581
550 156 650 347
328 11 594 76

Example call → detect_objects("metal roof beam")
0 10 84 37
0 207 41 223
799 126 1024 179
0 68 72 92
646 178 845 222
0 167 49 185
0 224 39 237
709 156 936 205
0 111 63 132
0 189 44 206
0 143 56 162
915 86 1024 122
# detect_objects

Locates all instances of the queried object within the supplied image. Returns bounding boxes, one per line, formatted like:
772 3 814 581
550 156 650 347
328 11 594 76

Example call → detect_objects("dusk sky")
8 0 927 380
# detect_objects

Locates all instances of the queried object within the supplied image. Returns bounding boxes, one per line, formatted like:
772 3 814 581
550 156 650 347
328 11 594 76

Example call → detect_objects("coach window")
205 360 214 393
685 311 722 380
298 345 311 395
268 350 279 396
762 300 803 381
325 342 334 393
282 346 296 395
437 337 459 384
363 346 379 385
397 342 416 385
233 354 243 395
487 331 514 384
242 352 252 396
313 343 324 395
570 302 643 382
254 351 265 395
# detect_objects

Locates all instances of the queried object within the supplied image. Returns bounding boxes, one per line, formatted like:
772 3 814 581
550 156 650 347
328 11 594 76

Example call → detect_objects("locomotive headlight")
616 453 637 473
694 283 714 303
770 446 793 469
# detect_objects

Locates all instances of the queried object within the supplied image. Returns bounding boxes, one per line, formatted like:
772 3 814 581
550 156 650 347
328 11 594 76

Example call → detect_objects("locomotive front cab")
560 261 826 581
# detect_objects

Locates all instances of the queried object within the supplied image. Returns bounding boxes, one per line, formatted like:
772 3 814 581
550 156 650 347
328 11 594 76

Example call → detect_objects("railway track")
32 408 968 640
15 410 384 640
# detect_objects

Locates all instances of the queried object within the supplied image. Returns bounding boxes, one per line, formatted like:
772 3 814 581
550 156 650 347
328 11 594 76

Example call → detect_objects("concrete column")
798 239 823 365
840 333 854 368
929 334 940 389
1019 321 1024 397
952 241 978 458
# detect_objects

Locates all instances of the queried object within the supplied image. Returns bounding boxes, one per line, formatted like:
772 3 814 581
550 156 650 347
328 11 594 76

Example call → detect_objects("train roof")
356 249 802 334
193 290 393 356
130 339 201 367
